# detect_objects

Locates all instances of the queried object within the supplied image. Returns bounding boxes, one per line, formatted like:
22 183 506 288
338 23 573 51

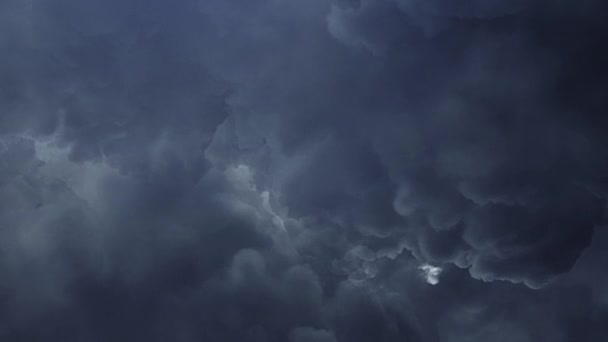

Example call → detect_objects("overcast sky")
1 0 607 341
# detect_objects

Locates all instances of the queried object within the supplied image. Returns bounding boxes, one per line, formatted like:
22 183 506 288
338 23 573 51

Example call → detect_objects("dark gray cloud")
0 0 607 341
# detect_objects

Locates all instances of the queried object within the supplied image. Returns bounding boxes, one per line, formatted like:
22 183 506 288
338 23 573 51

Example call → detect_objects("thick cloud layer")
1 0 607 341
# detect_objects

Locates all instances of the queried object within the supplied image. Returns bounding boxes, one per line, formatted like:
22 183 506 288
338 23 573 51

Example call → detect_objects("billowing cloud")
0 0 607 341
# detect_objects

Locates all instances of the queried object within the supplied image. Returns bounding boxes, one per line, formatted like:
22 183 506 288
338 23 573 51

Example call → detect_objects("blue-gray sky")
1 0 607 341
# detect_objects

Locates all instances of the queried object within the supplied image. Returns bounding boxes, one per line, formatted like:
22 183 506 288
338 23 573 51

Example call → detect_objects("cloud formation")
0 0 607 341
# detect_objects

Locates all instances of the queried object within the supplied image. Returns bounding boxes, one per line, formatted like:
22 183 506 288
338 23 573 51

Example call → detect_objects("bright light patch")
419 264 443 285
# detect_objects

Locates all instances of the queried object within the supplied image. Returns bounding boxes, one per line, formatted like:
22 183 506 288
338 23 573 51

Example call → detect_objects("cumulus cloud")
0 0 607 341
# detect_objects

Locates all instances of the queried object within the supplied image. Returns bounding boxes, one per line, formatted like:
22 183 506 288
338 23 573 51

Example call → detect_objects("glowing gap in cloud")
419 264 443 285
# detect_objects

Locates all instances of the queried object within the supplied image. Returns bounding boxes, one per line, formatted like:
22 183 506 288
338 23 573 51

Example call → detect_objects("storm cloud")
0 0 607 341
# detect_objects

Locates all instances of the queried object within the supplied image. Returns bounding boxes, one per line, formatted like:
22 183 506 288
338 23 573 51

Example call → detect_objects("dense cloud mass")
0 0 607 341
